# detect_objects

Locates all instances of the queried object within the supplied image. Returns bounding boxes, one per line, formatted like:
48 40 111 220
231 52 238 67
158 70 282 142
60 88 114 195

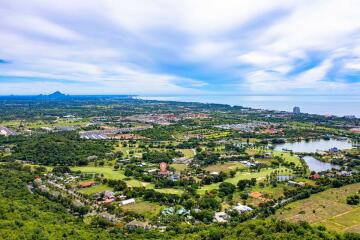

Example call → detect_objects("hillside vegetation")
1 163 359 240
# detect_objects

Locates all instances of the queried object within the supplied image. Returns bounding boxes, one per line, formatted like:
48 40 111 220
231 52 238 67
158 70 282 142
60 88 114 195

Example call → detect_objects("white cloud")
0 0 360 94
1 11 81 41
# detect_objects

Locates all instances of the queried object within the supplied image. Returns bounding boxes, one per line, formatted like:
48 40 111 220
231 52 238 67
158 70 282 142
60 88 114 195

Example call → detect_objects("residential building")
0 126 16 136
293 106 301 114
120 198 135 206
126 220 151 230
214 212 230 223
232 204 252 214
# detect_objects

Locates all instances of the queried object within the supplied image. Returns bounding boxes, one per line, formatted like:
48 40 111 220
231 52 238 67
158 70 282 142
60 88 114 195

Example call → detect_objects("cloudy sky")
1 0 360 95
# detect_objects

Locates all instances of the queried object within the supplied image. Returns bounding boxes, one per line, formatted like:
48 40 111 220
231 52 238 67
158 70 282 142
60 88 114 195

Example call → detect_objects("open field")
121 201 161 218
154 188 184 195
198 167 289 194
71 166 127 179
275 183 360 233
71 166 156 189
170 163 188 172
77 184 112 195
0 118 90 129
204 162 246 173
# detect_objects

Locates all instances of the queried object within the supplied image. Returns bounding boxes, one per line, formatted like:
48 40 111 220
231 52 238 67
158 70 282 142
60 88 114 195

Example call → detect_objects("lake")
139 95 360 117
274 139 353 153
302 156 340 172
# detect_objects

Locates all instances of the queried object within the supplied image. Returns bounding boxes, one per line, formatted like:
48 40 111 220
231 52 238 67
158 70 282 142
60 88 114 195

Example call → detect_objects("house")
0 126 16 136
103 190 115 199
147 168 158 174
102 198 115 204
288 181 305 187
99 212 117 222
277 175 293 182
339 171 352 177
98 190 116 204
38 185 49 192
176 208 190 216
55 126 76 132
309 173 321 180
87 155 98 161
240 160 256 167
329 147 340 153
349 128 360 134
173 157 193 164
117 195 127 200
120 198 135 206
214 212 230 223
169 173 181 181
325 172 335 178
113 134 145 140
34 176 42 185
157 225 167 232
40 127 53 132
126 220 151 230
161 207 175 215
232 204 252 214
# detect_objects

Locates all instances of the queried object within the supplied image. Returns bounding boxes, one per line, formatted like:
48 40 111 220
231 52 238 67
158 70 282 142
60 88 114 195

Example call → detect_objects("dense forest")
1 163 359 240
4 132 113 165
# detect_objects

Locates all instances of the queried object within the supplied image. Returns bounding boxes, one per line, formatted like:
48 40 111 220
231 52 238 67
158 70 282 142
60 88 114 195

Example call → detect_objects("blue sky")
0 0 360 95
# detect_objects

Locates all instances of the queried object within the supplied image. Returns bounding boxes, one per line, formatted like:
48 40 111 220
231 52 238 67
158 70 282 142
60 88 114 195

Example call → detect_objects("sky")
1 0 360 95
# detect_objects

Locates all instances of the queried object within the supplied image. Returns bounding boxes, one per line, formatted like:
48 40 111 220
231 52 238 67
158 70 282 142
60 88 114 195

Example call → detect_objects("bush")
346 195 360 205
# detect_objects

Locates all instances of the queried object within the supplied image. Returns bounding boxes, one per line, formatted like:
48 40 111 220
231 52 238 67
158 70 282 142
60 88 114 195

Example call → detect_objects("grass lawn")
273 151 302 167
204 131 231 139
274 183 360 233
170 163 188 172
245 147 267 156
178 149 195 158
154 188 184 195
125 179 154 189
198 167 289 194
71 166 158 189
77 184 112 195
251 184 290 199
71 166 126 179
121 201 161 219
204 162 246 173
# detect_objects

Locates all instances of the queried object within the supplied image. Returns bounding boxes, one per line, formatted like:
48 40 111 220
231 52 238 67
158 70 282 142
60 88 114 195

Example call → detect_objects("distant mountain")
0 93 136 100
34 91 69 99
48 91 67 98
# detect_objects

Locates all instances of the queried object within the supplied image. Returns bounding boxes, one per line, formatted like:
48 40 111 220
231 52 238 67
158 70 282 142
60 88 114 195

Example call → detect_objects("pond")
274 139 353 153
302 156 340 172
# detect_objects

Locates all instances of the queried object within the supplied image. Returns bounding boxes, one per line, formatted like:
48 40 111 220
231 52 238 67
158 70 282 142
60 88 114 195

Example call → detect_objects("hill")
1 163 359 240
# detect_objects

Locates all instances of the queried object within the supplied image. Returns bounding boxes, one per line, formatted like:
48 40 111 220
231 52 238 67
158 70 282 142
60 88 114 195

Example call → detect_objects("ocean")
139 95 360 117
